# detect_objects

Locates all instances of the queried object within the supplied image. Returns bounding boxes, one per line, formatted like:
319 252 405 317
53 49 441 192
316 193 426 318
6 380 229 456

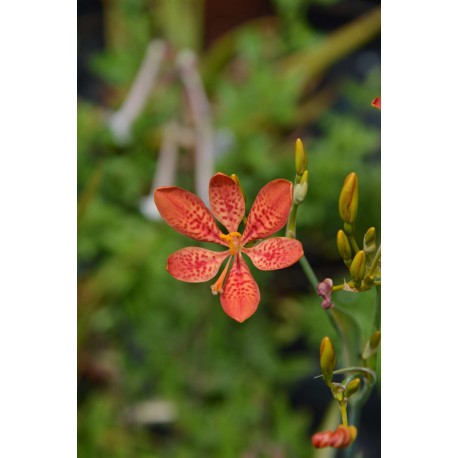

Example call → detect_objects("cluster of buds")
317 98 382 308
317 171 381 308
338 172 381 290
313 337 361 449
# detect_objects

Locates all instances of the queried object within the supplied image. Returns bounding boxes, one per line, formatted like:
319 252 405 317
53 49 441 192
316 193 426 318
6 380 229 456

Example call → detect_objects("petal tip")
225 307 257 323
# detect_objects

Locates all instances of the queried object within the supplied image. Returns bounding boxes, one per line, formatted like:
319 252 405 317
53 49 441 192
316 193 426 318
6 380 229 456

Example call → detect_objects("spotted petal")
154 187 224 245
241 179 293 244
220 255 260 323
167 247 230 282
243 237 303 270
209 173 245 233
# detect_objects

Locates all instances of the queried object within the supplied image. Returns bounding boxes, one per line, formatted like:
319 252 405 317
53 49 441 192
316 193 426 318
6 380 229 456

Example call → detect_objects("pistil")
211 258 232 295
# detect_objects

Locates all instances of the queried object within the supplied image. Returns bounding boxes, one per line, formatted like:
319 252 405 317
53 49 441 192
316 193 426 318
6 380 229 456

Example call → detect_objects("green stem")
374 285 381 332
339 400 348 427
343 406 361 458
315 366 376 382
343 287 381 457
298 256 359 368
328 308 359 368
343 378 374 458
299 254 319 287
348 234 360 254
285 203 299 239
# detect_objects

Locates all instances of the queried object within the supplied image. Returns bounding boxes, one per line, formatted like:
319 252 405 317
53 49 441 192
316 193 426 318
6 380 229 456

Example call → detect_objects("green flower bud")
293 171 308 205
362 330 381 360
350 250 366 283
337 229 352 262
364 227 377 255
370 330 381 348
295 138 308 176
344 378 360 398
339 172 359 224
320 336 336 385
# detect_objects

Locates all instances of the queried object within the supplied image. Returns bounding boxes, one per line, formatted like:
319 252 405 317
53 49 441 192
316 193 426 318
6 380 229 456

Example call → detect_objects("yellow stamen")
211 258 232 295
219 232 242 256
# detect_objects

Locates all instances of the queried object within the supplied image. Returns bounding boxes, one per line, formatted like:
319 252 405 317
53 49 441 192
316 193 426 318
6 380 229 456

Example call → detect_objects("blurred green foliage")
78 0 380 456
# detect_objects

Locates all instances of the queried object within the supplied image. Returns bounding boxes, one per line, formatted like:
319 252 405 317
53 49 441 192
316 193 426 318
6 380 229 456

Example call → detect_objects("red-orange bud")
311 430 333 448
312 425 358 449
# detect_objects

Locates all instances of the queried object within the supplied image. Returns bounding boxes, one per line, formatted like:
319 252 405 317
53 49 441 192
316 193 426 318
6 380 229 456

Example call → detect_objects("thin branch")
108 40 167 145
140 122 180 220
176 49 214 205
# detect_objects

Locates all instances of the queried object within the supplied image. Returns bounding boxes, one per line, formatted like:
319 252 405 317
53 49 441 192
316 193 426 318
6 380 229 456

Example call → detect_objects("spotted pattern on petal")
167 247 230 282
209 173 245 233
243 237 303 271
241 179 293 244
220 255 260 323
154 187 224 244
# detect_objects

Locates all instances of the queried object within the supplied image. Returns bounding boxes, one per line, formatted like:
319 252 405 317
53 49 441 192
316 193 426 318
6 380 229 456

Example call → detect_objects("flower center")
219 232 242 256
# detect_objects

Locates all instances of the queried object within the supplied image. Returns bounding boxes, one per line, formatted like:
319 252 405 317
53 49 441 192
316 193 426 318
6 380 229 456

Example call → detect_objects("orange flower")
154 173 304 322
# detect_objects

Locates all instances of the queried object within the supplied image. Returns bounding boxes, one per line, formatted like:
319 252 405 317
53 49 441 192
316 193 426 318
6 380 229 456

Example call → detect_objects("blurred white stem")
176 49 214 204
140 122 179 220
153 122 180 190
109 40 166 145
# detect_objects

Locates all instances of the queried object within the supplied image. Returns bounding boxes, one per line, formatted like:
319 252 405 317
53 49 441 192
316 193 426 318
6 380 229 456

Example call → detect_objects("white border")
0 2 76 456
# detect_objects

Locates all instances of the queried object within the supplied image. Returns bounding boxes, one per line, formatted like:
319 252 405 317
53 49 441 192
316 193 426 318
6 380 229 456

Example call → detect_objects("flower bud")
364 227 377 255
293 171 308 205
329 426 350 448
337 229 352 262
339 172 359 224
370 330 381 348
317 278 333 309
295 138 308 176
312 425 357 449
320 336 336 385
344 378 360 398
362 330 381 360
350 250 366 283
312 430 333 448
347 425 358 443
